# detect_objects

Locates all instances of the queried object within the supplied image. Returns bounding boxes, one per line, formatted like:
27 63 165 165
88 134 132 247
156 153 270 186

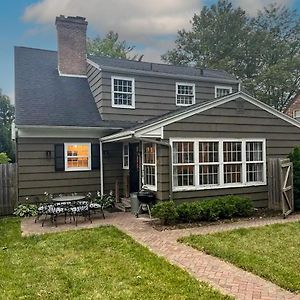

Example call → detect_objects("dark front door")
129 143 140 193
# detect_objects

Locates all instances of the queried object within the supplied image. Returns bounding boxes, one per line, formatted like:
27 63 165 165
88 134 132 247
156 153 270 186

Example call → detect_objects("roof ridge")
15 46 57 53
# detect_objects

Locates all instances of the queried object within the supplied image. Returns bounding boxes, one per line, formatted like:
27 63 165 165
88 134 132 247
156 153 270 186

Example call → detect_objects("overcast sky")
0 0 299 102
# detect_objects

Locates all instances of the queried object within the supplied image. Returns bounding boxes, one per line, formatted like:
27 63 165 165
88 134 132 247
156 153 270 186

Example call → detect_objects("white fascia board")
101 131 135 142
87 58 102 70
135 127 163 139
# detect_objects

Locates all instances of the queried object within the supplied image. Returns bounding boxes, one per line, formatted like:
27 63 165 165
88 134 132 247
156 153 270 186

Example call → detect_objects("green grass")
181 222 300 293
0 218 230 300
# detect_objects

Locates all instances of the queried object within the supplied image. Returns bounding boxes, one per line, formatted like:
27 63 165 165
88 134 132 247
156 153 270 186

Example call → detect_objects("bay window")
171 139 266 191
142 143 157 190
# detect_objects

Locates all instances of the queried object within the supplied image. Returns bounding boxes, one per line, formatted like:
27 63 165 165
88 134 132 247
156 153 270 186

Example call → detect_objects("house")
284 92 300 121
14 15 300 208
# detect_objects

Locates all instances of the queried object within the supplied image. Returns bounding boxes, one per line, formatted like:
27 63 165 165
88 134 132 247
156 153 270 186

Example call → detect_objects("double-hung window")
215 86 232 98
65 143 91 171
171 139 266 191
111 76 135 108
173 142 195 187
176 83 195 106
142 143 157 190
123 143 129 169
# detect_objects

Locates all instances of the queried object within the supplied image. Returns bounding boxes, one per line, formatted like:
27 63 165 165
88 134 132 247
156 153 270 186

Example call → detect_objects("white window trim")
170 138 266 192
142 142 157 191
293 109 300 118
111 76 135 109
175 82 196 106
215 85 233 98
64 143 91 172
123 143 129 169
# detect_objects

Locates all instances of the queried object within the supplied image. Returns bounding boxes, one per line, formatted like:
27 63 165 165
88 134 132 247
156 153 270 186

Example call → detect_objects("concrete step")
115 198 131 212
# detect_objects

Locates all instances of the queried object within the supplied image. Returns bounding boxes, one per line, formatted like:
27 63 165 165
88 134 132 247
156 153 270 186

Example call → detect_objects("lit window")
199 142 219 186
223 142 242 184
112 76 135 108
123 143 129 169
246 141 263 182
173 142 195 187
176 83 195 106
65 143 91 171
215 86 232 98
142 143 156 189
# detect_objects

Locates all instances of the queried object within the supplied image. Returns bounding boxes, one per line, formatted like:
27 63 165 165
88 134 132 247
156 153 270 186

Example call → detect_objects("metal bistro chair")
69 200 92 226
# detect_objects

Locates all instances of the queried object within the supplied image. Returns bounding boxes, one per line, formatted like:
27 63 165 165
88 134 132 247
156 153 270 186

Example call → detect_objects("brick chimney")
55 15 88 76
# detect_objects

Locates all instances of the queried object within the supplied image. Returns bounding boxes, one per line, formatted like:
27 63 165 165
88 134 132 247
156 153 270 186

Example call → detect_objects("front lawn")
0 218 230 300
181 222 300 293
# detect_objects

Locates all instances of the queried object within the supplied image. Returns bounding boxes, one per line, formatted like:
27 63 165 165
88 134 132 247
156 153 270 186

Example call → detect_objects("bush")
14 204 37 217
152 195 253 224
0 152 11 164
151 201 178 225
288 147 300 208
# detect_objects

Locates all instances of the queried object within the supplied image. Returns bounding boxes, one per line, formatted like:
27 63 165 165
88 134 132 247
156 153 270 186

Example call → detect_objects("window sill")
112 104 135 109
65 168 91 172
172 182 266 192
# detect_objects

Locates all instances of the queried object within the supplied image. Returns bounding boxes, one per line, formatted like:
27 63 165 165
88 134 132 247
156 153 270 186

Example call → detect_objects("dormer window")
215 86 232 98
111 76 135 109
176 83 195 106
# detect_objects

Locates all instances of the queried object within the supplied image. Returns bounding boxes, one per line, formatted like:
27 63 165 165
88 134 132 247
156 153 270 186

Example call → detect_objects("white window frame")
64 143 91 172
293 109 300 118
175 82 196 106
123 143 129 169
170 138 266 191
111 76 135 109
215 85 233 98
142 142 157 191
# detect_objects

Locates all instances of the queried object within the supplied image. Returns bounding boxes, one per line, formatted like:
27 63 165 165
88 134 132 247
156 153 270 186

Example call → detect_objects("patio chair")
41 202 65 227
69 200 91 226
89 202 105 219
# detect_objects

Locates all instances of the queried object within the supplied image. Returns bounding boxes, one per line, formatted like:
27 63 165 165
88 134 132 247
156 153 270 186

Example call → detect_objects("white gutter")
101 131 135 142
15 124 123 130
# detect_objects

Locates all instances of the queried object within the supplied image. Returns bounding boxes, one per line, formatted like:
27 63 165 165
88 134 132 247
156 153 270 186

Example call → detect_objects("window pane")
224 164 242 184
173 165 194 187
246 142 262 161
177 84 194 105
173 142 194 164
247 163 263 182
144 143 155 164
144 165 156 186
67 157 88 168
223 142 242 162
113 78 133 107
199 165 219 185
216 88 231 98
199 142 218 163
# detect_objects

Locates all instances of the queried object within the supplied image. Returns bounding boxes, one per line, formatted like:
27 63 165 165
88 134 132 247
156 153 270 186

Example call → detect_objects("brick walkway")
22 213 300 300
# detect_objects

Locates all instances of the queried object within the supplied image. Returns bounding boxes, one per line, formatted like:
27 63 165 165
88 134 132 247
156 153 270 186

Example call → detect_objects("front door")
129 143 140 193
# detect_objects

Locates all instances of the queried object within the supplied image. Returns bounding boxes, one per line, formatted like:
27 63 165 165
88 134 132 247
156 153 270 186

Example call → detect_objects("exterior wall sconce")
46 150 52 159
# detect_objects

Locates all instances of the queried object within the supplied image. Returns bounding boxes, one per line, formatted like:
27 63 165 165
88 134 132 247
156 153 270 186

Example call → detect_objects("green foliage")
0 152 10 164
87 31 143 61
151 201 178 225
288 147 300 208
152 196 253 224
13 204 37 217
162 0 300 110
92 192 116 209
0 90 15 161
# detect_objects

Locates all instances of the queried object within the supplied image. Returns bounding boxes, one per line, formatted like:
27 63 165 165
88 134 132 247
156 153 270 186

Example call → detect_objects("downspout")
135 137 173 201
99 139 104 196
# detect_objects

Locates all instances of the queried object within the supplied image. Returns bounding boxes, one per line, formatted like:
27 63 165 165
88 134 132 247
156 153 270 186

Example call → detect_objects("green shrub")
151 201 178 225
152 196 253 224
288 147 300 209
13 204 37 217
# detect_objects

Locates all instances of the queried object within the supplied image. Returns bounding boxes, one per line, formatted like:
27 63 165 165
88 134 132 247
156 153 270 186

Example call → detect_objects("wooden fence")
268 158 294 217
0 164 17 216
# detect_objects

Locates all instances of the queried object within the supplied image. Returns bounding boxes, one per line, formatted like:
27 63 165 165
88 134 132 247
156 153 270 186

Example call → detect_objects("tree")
87 31 143 61
0 90 15 161
0 152 11 164
162 0 300 110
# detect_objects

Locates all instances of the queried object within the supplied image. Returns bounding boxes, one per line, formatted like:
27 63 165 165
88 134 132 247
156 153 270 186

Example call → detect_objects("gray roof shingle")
89 55 237 81
15 47 133 128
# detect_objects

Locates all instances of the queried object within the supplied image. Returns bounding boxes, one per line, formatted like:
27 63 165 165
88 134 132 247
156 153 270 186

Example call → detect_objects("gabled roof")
88 55 238 82
101 91 300 142
14 47 133 129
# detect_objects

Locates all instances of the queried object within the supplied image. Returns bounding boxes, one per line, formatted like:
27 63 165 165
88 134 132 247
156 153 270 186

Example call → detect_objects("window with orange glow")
65 143 91 171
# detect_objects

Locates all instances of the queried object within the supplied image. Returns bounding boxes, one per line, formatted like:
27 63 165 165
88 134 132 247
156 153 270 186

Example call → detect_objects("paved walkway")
22 213 300 300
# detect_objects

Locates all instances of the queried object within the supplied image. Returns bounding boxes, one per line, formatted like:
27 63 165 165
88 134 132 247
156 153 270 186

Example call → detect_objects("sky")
1 0 299 103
